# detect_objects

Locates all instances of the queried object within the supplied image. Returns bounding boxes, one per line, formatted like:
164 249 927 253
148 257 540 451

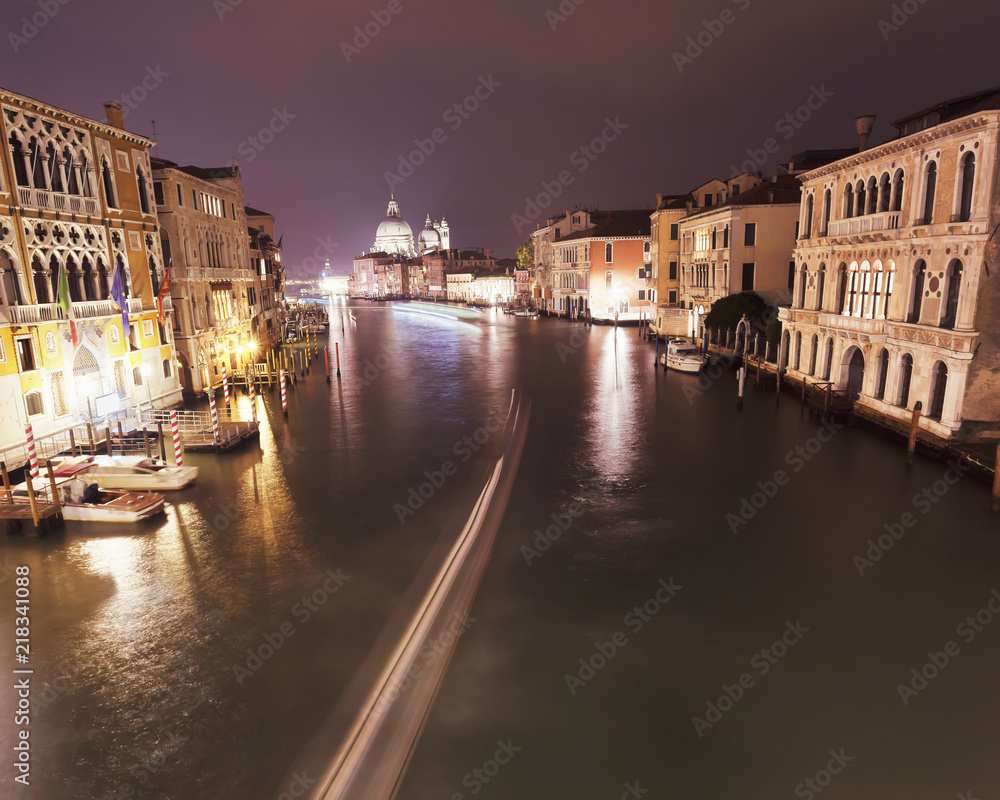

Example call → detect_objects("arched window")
723 225 729 248
29 138 46 189
97 258 111 300
137 167 150 214
102 157 117 209
793 331 802 371
79 152 92 196
31 255 48 304
844 184 855 219
871 263 884 319
847 266 859 317
836 263 848 314
711 228 717 250
909 260 926 324
803 194 814 238
891 169 905 213
162 358 173 379
808 334 818 376
605 243 613 263
816 264 826 311
898 353 914 408
0 249 25 306
8 134 29 186
822 337 834 380
928 361 948 421
605 270 612 291
867 176 878 215
65 255 82 303
47 143 63 193
856 180 867 216
798 265 808 308
643 240 651 261
941 259 963 329
878 173 891 212
48 254 60 303
25 390 44 417
883 265 895 319
922 162 937 224
874 349 889 400
857 263 871 318
81 256 97 302
822 190 831 235
64 146 79 195
957 152 976 222
133 365 143 386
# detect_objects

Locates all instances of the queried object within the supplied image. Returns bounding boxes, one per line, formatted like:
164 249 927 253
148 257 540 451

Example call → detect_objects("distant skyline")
2 0 997 276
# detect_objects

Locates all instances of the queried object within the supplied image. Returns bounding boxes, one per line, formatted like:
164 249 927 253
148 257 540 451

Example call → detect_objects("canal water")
2 300 998 799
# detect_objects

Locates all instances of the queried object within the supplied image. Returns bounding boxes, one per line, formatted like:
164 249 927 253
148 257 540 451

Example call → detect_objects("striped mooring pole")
170 410 183 466
279 369 288 416
25 423 39 479
222 363 230 407
209 393 221 442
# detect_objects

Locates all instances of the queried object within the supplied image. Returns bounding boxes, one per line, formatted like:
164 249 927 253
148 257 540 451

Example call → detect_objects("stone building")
530 209 596 315
0 89 181 461
780 88 1000 439
151 157 256 396
246 207 284 351
679 175 801 338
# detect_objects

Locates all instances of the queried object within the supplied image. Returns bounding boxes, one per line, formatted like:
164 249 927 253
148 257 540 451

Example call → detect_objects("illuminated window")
695 229 711 251
605 270 613 290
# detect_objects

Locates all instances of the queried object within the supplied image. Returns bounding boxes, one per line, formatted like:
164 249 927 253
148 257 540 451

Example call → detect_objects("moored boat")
661 341 708 373
11 476 165 523
52 456 198 491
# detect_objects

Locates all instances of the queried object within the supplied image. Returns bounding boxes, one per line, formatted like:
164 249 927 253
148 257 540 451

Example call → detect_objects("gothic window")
844 184 855 218
8 134 29 186
855 180 866 216
941 260 963 329
867 176 878 215
803 195 813 238
928 361 948 421
921 162 937 224
891 169 905 213
878 173 891 212
31 255 48 304
137 167 150 214
835 264 848 314
909 260 926 324
798 265 808 308
957 152 976 222
605 243 613 263
846 267 858 317
47 142 63 193
823 338 834 381
102 157 117 209
816 264 826 311
874 349 889 401
822 190 831 235
0 249 25 306
898 353 914 408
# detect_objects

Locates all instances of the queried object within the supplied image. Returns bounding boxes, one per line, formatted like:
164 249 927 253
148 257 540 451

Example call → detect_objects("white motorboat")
661 341 708 373
11 475 165 523
52 456 198 491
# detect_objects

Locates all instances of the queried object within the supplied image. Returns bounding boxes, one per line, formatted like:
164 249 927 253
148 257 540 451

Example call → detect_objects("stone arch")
841 344 865 400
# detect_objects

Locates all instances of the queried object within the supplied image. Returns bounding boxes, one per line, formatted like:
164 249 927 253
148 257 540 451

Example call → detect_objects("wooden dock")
1 462 64 534
182 420 260 453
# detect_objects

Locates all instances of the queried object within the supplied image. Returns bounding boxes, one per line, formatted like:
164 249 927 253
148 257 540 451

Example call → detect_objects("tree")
516 240 534 270
703 292 774 335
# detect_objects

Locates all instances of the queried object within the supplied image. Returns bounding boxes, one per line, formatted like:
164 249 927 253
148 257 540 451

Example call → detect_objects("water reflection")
585 328 642 481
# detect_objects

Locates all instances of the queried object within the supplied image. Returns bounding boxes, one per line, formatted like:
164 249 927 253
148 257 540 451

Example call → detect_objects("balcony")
17 186 99 216
826 211 901 238
6 297 144 325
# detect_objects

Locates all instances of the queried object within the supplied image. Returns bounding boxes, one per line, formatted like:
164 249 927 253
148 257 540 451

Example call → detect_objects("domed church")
370 195 450 257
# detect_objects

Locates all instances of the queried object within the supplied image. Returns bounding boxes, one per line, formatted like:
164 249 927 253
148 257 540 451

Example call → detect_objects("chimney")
104 102 124 130
855 115 876 151
656 192 663 209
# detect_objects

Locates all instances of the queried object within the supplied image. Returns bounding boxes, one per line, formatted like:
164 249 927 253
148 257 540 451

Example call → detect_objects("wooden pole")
1 461 12 505
24 471 40 529
335 342 341 377
907 402 923 464
106 424 113 456
801 376 807 407
46 460 60 513
143 427 151 457
69 429 77 457
824 383 831 417
87 423 95 454
157 422 167 461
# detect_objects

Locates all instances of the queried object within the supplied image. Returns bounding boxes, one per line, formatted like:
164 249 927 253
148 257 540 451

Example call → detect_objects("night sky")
2 0 997 276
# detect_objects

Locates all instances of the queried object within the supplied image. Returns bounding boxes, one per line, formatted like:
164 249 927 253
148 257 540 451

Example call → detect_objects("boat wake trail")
299 390 530 800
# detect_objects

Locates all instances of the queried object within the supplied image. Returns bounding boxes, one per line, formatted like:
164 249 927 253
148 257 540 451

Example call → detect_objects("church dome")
418 215 441 253
372 195 416 257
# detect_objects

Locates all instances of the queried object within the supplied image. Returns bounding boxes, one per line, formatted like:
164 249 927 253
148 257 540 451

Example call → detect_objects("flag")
156 260 171 326
110 261 130 336
56 261 78 346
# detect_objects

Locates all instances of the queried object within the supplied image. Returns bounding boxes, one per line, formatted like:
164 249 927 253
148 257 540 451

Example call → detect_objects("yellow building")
0 89 181 464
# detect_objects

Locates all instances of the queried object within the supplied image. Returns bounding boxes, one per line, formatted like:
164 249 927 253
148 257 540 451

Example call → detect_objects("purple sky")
2 0 997 276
